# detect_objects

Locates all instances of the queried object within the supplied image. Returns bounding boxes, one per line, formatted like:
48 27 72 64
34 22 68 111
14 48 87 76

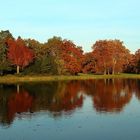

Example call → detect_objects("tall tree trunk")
107 69 110 75
112 59 116 75
112 66 114 75
104 63 106 75
17 65 20 74
104 69 106 75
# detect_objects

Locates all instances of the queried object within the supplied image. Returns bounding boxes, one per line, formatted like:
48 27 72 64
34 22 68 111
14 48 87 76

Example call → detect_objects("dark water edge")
0 79 140 140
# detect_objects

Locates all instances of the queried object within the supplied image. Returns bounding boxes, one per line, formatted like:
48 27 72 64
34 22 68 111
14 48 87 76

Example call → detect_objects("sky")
0 0 140 53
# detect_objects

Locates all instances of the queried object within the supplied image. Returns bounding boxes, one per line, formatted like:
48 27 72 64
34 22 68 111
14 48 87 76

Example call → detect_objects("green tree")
0 30 13 75
44 36 65 75
23 38 59 74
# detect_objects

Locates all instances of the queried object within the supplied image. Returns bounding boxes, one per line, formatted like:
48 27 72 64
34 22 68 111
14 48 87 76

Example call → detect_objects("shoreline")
0 73 140 84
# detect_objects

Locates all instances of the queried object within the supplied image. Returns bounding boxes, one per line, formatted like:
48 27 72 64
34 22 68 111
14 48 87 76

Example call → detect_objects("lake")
0 79 140 140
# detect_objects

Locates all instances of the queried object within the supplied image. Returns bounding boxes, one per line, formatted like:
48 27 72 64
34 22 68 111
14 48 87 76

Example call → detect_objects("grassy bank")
0 73 140 84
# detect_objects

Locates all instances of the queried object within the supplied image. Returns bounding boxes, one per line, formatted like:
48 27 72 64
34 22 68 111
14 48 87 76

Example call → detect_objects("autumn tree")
61 40 84 75
124 49 140 74
44 37 84 75
123 54 136 73
7 38 34 74
24 39 45 59
91 40 111 74
92 40 131 74
110 40 131 74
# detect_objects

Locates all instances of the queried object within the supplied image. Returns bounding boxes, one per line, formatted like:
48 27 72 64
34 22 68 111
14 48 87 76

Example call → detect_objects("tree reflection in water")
0 79 140 126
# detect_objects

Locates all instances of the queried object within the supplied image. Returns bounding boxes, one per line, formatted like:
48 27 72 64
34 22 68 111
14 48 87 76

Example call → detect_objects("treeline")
0 30 140 75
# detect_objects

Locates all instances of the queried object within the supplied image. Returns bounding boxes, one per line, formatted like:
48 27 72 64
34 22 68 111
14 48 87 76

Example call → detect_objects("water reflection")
0 79 140 126
85 79 132 113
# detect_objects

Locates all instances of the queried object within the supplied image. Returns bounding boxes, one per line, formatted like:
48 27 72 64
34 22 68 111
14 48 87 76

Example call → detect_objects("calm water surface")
0 79 140 140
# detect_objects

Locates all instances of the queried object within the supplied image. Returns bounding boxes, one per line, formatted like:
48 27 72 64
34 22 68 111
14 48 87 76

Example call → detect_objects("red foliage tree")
60 40 84 75
7 38 34 74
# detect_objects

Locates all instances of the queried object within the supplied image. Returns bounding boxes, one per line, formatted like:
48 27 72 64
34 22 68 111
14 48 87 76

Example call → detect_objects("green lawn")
0 73 139 84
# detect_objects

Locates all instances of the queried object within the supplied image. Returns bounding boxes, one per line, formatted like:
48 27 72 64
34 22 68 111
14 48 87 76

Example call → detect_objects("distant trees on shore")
0 30 139 75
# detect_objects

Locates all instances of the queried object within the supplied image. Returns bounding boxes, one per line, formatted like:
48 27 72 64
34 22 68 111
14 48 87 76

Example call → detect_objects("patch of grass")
0 73 139 84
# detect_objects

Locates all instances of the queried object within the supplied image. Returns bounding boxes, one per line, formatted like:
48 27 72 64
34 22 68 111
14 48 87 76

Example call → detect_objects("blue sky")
0 0 140 53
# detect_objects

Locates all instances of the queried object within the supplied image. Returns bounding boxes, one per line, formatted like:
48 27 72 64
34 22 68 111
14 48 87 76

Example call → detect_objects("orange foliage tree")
60 40 84 75
123 49 140 73
92 40 131 74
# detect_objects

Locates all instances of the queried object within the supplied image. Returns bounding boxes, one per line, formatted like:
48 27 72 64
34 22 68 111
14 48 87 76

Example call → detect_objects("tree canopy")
0 30 139 75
